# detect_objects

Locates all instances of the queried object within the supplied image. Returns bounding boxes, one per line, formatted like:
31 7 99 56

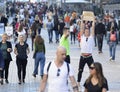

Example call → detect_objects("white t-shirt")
80 35 94 54
44 61 74 92
70 25 74 32
17 29 26 36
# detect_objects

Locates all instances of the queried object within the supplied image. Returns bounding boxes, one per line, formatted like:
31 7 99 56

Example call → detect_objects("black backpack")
47 62 70 75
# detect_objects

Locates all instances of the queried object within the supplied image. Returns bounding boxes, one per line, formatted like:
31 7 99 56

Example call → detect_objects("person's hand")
7 48 11 52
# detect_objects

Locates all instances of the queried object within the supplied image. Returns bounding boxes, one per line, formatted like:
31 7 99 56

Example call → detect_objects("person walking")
14 35 30 84
84 62 109 92
40 46 79 92
17 23 26 41
107 27 118 61
0 49 4 85
77 22 95 88
0 33 12 84
60 27 70 63
69 20 76 44
58 19 65 37
32 35 45 79
53 12 59 43
30 15 41 51
46 18 54 43
95 19 106 53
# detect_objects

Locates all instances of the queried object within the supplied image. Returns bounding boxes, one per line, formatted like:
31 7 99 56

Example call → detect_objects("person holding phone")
0 33 12 84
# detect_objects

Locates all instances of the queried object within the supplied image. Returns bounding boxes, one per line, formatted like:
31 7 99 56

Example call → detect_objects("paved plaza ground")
0 17 120 92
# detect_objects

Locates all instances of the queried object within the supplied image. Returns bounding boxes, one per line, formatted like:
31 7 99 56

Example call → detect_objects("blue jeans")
54 30 59 41
48 29 53 42
33 52 45 76
109 42 116 60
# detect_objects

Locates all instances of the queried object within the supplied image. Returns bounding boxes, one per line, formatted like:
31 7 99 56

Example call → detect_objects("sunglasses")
57 69 61 76
86 38 88 42
89 67 95 70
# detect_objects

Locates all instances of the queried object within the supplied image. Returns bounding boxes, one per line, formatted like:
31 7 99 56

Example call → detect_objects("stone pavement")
0 17 120 92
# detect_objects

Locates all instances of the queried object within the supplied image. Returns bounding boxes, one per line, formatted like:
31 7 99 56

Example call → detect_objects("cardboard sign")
0 23 4 36
5 26 13 36
80 11 95 31
82 11 95 21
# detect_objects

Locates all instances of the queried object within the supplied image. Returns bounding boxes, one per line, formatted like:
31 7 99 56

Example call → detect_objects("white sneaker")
109 57 112 61
111 59 115 62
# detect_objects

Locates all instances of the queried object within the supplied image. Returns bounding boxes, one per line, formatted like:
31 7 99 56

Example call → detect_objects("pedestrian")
0 49 4 85
0 15 8 27
77 22 95 88
60 27 70 63
14 35 30 84
40 46 79 92
46 18 54 43
58 19 65 37
0 33 12 84
107 27 117 61
95 19 106 53
17 23 26 41
32 35 46 79
30 15 41 51
70 19 76 44
84 62 109 92
53 12 59 43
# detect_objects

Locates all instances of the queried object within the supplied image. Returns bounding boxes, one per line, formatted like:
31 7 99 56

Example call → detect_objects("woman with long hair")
84 62 108 92
17 23 26 41
32 35 45 79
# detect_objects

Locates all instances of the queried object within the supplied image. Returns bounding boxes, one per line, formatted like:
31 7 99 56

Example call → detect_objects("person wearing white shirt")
17 24 26 42
77 21 95 88
40 46 79 92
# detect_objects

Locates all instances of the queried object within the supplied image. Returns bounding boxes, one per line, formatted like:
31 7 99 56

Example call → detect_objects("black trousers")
70 32 76 43
77 56 94 82
1 59 10 79
96 34 104 52
0 70 3 79
16 58 27 81
31 36 35 51
65 55 70 64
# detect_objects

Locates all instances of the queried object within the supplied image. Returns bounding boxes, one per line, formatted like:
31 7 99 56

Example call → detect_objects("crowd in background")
0 1 120 92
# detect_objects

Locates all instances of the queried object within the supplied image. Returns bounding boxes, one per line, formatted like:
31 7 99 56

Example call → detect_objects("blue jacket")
0 49 4 69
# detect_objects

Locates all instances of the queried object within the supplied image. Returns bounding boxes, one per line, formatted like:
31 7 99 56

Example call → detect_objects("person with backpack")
107 27 117 61
40 46 79 92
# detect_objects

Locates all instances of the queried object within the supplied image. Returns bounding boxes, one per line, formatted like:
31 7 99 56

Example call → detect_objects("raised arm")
91 18 95 36
80 16 84 36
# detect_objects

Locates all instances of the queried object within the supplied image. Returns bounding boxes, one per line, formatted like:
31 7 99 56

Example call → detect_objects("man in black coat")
95 19 106 53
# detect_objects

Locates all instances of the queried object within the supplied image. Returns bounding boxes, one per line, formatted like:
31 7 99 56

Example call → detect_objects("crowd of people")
0 1 120 92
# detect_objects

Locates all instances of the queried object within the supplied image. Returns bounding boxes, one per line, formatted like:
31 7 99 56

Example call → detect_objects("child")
0 49 4 85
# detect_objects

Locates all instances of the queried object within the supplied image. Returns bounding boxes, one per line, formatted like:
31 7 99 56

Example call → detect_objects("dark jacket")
0 41 12 61
107 21 119 31
0 49 4 69
95 23 106 35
